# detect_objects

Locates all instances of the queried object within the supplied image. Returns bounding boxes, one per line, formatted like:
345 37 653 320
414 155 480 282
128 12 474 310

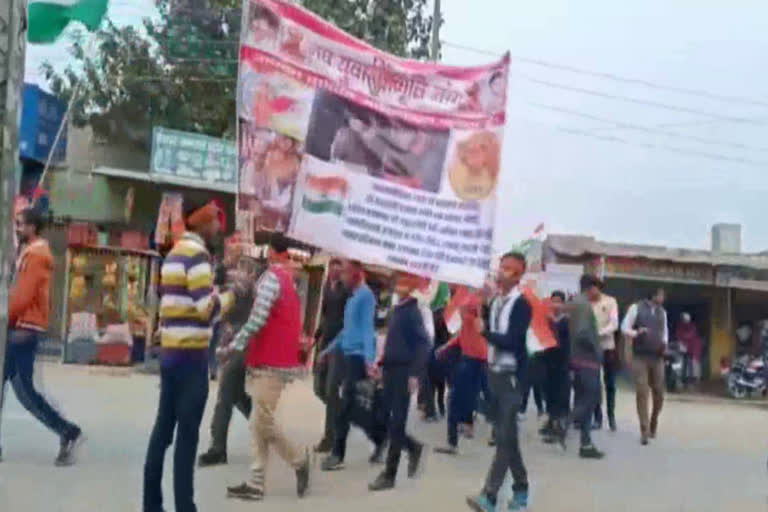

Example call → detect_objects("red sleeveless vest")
245 264 302 369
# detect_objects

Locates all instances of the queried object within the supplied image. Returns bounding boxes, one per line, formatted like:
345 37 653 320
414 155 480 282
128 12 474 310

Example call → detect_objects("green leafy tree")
43 0 440 150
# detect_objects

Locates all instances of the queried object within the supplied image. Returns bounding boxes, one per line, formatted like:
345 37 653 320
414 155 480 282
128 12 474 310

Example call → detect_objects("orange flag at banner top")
522 287 558 354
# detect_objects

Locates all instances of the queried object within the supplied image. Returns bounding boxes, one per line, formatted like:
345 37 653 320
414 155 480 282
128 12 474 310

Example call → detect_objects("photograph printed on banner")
303 89 450 193
238 120 303 232
238 60 315 141
444 127 503 201
459 69 508 115
244 1 306 61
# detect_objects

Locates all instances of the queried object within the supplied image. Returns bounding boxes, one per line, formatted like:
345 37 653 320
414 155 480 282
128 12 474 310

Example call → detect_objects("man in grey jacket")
557 274 604 459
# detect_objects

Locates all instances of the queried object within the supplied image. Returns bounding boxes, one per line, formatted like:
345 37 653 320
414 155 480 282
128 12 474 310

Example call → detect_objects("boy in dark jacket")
368 273 431 492
467 252 531 512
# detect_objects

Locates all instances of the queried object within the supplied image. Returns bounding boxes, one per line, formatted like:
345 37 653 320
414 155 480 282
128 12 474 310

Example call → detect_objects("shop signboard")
603 256 714 284
150 127 237 188
19 84 67 163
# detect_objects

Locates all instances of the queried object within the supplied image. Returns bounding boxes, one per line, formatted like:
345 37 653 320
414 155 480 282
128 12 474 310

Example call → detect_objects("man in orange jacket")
1 208 83 465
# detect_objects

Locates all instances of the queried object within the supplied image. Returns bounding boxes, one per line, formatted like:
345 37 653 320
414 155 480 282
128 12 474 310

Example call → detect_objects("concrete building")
542 227 768 380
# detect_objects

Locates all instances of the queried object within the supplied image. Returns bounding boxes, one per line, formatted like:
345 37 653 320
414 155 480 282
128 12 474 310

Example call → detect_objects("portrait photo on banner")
237 119 303 232
303 89 451 194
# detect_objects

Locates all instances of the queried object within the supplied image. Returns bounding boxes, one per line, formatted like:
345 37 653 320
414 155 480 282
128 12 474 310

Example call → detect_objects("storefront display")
63 245 158 365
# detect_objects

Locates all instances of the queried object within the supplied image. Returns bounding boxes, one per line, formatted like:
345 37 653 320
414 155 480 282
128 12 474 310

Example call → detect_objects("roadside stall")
62 226 159 365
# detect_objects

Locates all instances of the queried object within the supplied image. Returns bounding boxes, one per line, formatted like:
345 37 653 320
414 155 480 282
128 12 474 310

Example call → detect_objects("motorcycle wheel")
727 375 746 399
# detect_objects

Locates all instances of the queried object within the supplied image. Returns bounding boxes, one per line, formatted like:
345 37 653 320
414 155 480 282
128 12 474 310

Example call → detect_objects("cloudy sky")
26 0 768 253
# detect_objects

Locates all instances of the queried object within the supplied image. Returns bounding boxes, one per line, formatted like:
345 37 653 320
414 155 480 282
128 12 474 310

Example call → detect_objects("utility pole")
0 0 27 428
431 0 441 61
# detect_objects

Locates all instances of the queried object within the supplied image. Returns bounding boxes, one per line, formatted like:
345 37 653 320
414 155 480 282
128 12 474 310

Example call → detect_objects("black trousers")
381 365 421 478
143 364 209 512
333 354 385 460
520 355 545 415
542 348 570 420
318 350 345 444
594 349 618 425
572 367 601 447
208 351 251 454
422 350 448 418
483 371 528 500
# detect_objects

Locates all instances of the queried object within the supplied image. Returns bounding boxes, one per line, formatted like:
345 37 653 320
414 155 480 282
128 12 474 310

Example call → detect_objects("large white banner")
237 0 510 286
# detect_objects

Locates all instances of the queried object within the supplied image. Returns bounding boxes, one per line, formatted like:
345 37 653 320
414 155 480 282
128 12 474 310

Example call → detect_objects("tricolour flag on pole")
28 0 109 44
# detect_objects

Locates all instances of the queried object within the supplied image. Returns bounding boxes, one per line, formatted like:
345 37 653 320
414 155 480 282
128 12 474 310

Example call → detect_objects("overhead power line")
442 40 768 109
515 118 768 168
518 73 767 126
527 102 768 154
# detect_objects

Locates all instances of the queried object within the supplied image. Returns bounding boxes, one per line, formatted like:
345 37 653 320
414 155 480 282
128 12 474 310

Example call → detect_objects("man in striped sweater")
143 201 233 512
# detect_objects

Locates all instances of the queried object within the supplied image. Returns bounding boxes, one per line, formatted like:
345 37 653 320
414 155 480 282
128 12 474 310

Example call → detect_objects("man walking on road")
467 252 531 512
368 274 430 491
321 260 386 471
313 258 349 453
558 275 605 459
198 237 255 467
0 207 83 466
225 235 310 501
143 201 233 512
622 288 668 446
590 280 619 431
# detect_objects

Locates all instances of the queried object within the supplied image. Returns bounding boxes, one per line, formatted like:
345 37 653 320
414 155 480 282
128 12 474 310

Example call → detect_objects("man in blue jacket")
321 260 386 471
467 252 531 512
368 273 431 491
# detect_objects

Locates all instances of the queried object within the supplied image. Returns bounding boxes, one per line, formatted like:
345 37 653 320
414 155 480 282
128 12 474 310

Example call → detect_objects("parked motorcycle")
721 354 768 399
664 341 686 393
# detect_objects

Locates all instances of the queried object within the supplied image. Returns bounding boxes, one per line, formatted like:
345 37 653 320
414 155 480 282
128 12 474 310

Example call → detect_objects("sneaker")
579 445 605 459
227 482 264 501
641 435 649 446
466 493 495 512
314 438 333 453
539 420 554 437
198 449 227 467
368 471 396 492
434 445 458 456
509 490 529 511
407 443 424 478
55 429 85 467
295 450 310 498
369 442 387 465
321 454 345 471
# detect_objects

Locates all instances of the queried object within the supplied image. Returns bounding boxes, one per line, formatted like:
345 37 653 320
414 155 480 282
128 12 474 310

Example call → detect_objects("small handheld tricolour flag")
28 0 109 44
522 287 558 354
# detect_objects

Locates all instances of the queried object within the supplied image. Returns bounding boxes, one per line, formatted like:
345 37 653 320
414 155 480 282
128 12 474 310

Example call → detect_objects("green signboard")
150 127 237 187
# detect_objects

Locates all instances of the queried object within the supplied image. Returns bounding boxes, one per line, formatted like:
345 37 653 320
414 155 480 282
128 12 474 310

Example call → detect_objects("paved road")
0 363 765 511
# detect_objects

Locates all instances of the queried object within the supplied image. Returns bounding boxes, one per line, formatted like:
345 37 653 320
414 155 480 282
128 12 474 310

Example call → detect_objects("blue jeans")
448 356 484 447
1 329 79 443
143 364 209 512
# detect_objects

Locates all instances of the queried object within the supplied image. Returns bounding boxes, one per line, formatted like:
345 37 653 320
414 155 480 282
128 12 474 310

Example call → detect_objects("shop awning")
92 166 236 194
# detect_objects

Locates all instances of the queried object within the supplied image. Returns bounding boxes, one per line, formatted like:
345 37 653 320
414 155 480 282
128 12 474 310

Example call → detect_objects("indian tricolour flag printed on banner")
301 175 348 216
